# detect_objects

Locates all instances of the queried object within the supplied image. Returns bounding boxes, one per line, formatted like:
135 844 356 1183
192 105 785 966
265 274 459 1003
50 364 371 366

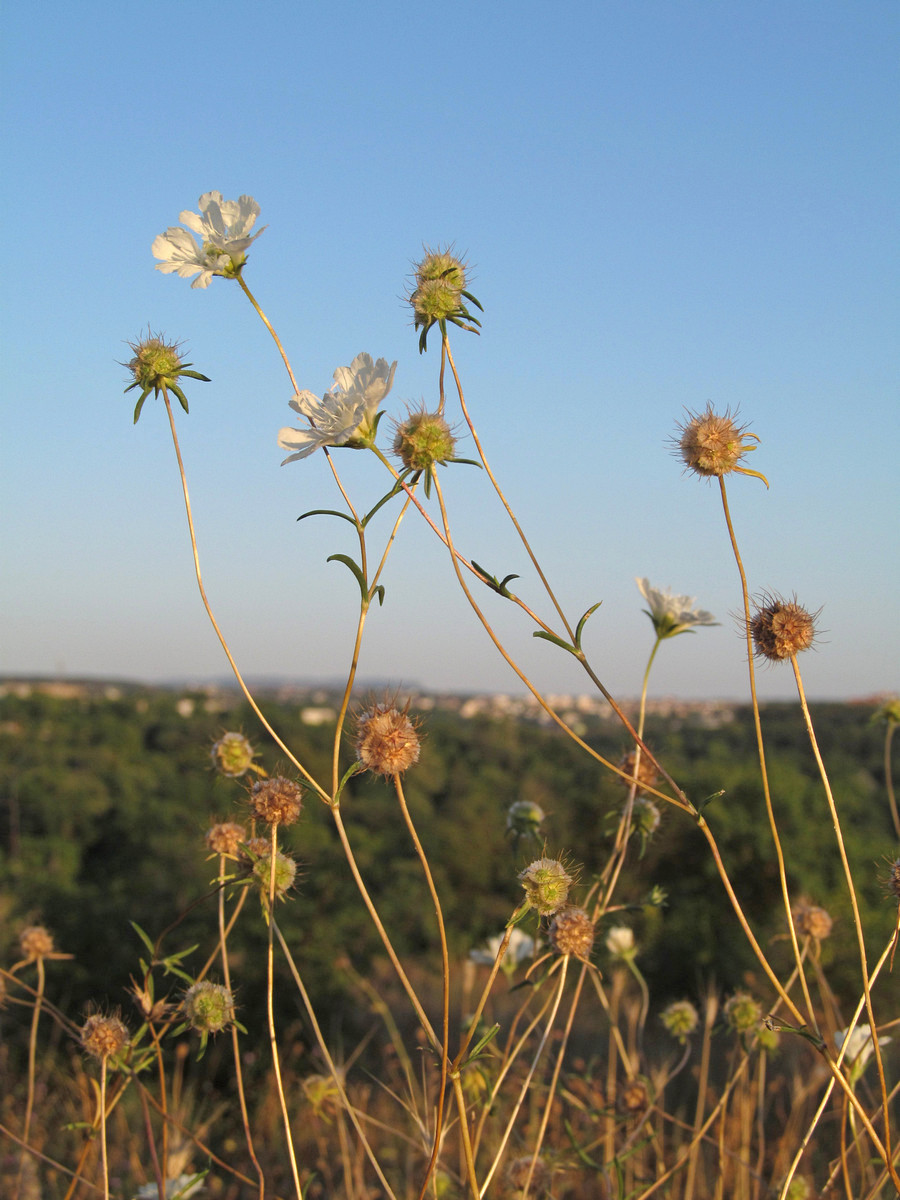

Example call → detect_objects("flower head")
392 408 457 471
605 925 636 960
793 899 833 940
278 353 397 463
19 925 55 961
750 594 818 662
723 990 762 1035
617 749 659 797
124 331 210 423
661 999 700 1043
408 245 483 353
549 906 595 960
152 191 265 289
835 1023 891 1083
205 822 247 857
182 981 235 1035
81 1012 129 1061
506 799 546 840
519 857 575 916
210 732 258 778
469 927 537 970
249 776 303 827
355 699 421 776
636 578 718 640
676 405 768 486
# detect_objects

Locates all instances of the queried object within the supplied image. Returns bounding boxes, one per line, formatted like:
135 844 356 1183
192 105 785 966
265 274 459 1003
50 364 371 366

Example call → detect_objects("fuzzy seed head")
750 595 817 661
549 906 595 960
724 990 762 1034
677 405 759 478
250 776 303 826
183 981 235 1034
886 856 900 904
355 701 421 776
618 750 658 796
506 1156 551 1197
205 821 247 856
81 1013 129 1061
518 856 574 916
392 409 456 470
506 800 546 838
793 900 833 940
661 999 700 1043
632 798 662 838
128 334 184 394
416 248 468 292
211 731 257 777
252 849 297 901
618 1077 650 1116
19 925 54 961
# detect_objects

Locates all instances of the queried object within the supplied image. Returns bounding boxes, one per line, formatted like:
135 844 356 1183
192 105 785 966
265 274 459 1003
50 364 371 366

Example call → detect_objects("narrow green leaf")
698 789 725 814
297 508 358 526
179 370 212 382
371 584 386 607
532 630 579 657
574 601 603 651
327 554 369 604
132 391 151 424
131 922 156 956
362 481 407 527
170 384 190 414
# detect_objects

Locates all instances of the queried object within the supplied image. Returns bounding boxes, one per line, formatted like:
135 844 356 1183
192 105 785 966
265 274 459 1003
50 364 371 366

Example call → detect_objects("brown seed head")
355 700 421 776
618 1076 650 1116
19 925 54 961
677 404 763 481
81 1013 129 1061
885 856 900 904
618 750 658 795
250 776 303 826
506 1155 551 1196
549 906 595 960
750 594 817 661
205 821 247 856
794 899 833 940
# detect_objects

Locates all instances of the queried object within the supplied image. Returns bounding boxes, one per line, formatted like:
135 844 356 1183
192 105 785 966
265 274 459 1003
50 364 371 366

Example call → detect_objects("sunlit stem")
160 388 329 804
18 955 45 1200
884 721 900 840
98 1058 111 1200
716 475 817 1030
237 274 299 394
790 657 896 1185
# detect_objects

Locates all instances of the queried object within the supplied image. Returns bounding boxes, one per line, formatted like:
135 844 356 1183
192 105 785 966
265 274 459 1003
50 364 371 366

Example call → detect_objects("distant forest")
1 684 895 1034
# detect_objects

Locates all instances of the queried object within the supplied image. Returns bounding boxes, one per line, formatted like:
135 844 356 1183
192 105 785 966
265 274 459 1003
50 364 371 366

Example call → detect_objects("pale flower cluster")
152 192 265 289
636 577 718 640
834 1023 891 1072
278 353 397 462
469 927 537 968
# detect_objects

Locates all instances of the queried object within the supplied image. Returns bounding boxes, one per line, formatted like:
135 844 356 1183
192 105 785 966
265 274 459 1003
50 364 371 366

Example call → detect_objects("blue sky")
2 1 898 702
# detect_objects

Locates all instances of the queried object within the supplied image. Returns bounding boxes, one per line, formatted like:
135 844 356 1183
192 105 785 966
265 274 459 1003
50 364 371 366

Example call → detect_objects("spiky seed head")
549 906 595 960
885 856 900 904
355 700 421 776
392 409 456 470
250 776 303 826
409 247 469 328
750 594 817 661
242 836 271 862
618 750 658 795
81 1013 129 1061
661 999 700 1043
677 404 763 481
724 990 762 1034
128 334 184 393
19 925 54 961
182 981 235 1034
205 821 247 856
506 799 546 838
518 856 575 916
211 731 257 777
632 798 661 838
793 900 833 940
252 849 297 901
506 1155 551 1197
415 248 468 291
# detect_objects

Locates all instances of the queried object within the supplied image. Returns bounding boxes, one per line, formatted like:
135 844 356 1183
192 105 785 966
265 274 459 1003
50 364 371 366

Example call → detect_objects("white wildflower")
133 1173 205 1199
834 1023 891 1076
152 192 265 289
636 577 718 639
605 925 636 959
469 927 537 968
278 353 397 463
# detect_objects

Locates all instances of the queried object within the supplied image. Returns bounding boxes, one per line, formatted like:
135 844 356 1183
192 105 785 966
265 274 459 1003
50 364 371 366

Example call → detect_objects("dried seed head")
884 856 900 904
506 800 546 839
182 981 235 1034
252 849 297 901
750 594 817 661
618 1077 650 1116
19 925 54 961
81 1013 129 1061
205 821 247 856
676 404 766 484
355 700 421 776
724 990 762 1034
392 408 457 471
518 856 575 916
250 776 303 826
549 906 595 960
211 731 257 778
793 899 833 940
618 750 658 796
661 999 700 1043
506 1155 551 1197
242 836 271 862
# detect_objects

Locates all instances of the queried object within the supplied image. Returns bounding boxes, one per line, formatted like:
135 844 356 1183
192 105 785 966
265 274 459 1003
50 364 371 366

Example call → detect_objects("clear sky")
2 1 898 703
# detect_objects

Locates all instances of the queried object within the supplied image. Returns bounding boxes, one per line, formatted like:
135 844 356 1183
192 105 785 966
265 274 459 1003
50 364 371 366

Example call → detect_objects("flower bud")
211 732 257 778
549 907 594 960
750 594 817 661
660 999 700 1043
250 776 303 826
724 990 762 1034
183 981 235 1034
506 800 546 839
81 1013 129 1061
392 409 456 471
252 849 297 901
518 857 574 916
605 925 636 960
355 701 421 776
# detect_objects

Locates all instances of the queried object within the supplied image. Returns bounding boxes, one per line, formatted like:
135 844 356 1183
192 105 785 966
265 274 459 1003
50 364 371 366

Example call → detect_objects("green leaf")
131 922 156 957
532 630 579 657
362 481 408 527
132 390 151 424
179 370 212 382
471 561 520 598
460 1022 501 1066
698 789 725 814
297 508 359 527
327 554 369 604
371 584 386 607
574 601 603 651
170 383 190 414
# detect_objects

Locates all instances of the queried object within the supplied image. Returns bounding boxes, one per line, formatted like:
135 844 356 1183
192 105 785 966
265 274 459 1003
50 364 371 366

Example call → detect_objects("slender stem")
160 389 329 803
884 722 900 840
717 475 816 1029
18 956 44 1199
790 659 896 1187
237 275 299 393
98 1061 110 1200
